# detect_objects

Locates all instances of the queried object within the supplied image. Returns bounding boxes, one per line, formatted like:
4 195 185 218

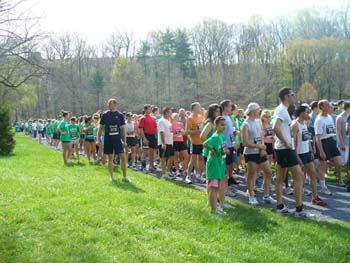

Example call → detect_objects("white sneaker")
263 195 276 204
320 186 332 196
221 202 235 209
248 197 259 205
211 208 226 216
185 175 192 184
295 209 314 219
276 205 294 214
122 177 130 183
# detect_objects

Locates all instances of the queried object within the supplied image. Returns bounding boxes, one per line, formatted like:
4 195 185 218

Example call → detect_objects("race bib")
254 137 262 144
109 125 119 136
326 125 335 134
302 130 311 141
220 142 227 158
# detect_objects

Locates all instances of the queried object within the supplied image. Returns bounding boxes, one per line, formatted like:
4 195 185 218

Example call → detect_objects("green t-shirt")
204 132 227 180
237 118 245 144
84 123 95 140
59 120 70 142
28 123 32 132
69 124 80 140
53 120 60 134
202 119 215 158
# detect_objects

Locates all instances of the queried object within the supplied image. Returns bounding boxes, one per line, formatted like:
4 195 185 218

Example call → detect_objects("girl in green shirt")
83 116 96 163
203 116 227 216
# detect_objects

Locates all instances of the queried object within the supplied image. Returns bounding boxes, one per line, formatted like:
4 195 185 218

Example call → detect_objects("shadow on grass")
0 153 16 159
112 180 145 193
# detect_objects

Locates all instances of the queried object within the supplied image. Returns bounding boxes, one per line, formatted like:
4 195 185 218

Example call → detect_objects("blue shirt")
223 114 234 148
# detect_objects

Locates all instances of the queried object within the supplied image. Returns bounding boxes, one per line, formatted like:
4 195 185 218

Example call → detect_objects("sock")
320 180 326 188
277 204 284 210
141 160 146 168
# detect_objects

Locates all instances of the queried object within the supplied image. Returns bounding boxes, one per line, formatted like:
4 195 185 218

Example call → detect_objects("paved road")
38 136 350 223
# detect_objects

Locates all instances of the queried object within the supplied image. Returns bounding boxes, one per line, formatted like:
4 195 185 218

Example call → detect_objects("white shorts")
71 139 79 145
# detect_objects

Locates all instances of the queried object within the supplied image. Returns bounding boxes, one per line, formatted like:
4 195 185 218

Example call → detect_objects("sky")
24 0 345 44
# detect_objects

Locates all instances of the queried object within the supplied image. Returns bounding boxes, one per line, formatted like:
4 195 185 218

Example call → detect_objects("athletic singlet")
243 119 263 155
296 121 310 154
125 122 136 137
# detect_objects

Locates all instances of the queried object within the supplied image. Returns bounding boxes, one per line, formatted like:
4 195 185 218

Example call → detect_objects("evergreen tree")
0 105 15 155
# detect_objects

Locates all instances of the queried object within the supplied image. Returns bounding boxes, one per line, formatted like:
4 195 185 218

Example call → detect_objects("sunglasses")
288 93 295 97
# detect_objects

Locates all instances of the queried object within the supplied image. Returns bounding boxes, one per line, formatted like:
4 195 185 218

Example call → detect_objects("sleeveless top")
296 121 310 154
125 122 135 137
337 114 349 147
243 119 263 155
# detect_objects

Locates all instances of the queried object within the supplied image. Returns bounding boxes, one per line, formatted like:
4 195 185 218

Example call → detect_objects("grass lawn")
1 134 350 263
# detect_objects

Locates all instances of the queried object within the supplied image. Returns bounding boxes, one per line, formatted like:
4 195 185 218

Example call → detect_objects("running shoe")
248 197 259 206
185 175 193 184
276 205 294 214
311 196 327 206
228 177 239 185
295 208 314 219
263 195 276 204
304 189 312 196
211 208 226 216
122 177 130 183
320 186 332 196
221 202 235 209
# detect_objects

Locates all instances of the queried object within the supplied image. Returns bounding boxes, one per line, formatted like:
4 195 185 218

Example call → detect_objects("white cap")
244 102 260 115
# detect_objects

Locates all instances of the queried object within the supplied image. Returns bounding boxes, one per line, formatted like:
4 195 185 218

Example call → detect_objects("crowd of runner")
16 88 350 218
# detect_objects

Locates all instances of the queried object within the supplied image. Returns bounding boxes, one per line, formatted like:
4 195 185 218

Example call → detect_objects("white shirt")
125 122 135 137
157 117 173 145
37 122 44 131
273 104 294 150
315 115 336 140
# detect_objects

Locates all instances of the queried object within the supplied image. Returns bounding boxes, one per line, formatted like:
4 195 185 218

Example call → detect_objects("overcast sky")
25 0 344 44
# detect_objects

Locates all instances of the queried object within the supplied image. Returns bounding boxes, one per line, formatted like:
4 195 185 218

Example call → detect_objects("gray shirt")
243 119 263 155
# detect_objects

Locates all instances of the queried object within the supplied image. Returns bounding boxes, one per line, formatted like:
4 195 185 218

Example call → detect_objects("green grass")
1 134 350 263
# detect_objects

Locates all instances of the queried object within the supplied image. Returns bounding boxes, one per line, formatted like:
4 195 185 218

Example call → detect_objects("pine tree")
0 105 15 155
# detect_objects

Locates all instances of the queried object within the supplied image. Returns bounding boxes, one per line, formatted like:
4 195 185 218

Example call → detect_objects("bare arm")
272 118 291 149
120 125 127 145
336 117 345 149
242 123 265 150
200 122 213 142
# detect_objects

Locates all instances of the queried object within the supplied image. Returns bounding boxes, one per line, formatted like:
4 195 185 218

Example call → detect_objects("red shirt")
139 114 157 135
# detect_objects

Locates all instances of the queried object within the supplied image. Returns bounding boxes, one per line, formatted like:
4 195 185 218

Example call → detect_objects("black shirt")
100 110 125 137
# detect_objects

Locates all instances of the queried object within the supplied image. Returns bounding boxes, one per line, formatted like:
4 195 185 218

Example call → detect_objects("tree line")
2 1 350 119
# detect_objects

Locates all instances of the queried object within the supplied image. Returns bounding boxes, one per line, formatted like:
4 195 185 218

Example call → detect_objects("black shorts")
321 137 340 161
53 133 60 140
80 134 85 139
244 154 268 164
173 141 187 152
192 144 203 155
61 141 71 144
127 137 137 147
159 144 174 158
85 138 95 143
299 152 313 164
265 143 274 156
275 149 299 168
104 136 125 155
144 134 158 149
226 147 234 165
38 130 44 135
237 144 244 156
